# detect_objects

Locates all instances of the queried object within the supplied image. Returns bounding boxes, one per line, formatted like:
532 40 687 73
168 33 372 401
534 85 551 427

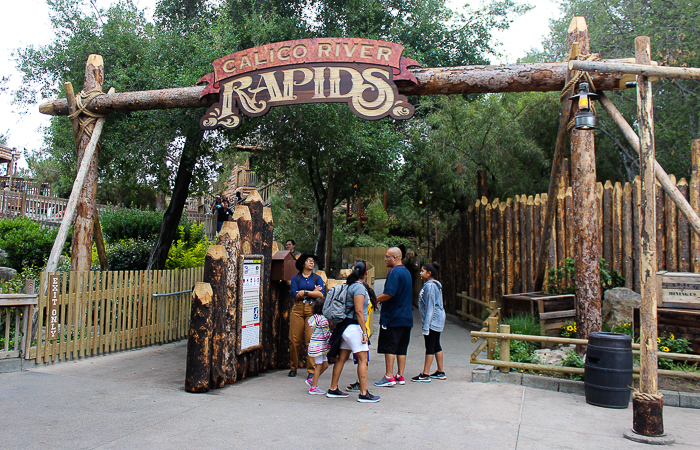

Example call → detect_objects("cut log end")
219 221 240 239
207 245 228 261
233 205 251 221
192 282 213 306
263 206 273 224
87 54 104 67
244 190 263 204
568 16 588 33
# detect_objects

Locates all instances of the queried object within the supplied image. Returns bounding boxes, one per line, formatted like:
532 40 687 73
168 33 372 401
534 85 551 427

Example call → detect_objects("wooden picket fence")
342 247 389 278
32 268 203 363
435 174 700 319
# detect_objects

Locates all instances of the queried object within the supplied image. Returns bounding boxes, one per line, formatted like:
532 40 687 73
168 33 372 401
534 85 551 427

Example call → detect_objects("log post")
71 54 104 272
568 17 602 343
204 245 228 389
216 221 240 384
487 315 498 360
499 324 511 373
692 140 700 272
233 204 253 379
185 282 213 393
633 35 664 436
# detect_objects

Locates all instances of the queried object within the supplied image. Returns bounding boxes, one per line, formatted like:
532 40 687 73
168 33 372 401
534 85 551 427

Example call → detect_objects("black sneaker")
326 388 349 398
430 371 446 380
358 391 381 403
411 373 431 382
288 370 297 377
346 381 361 392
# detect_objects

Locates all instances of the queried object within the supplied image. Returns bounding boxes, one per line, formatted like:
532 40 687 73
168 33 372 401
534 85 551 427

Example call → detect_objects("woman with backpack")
289 252 325 379
326 261 380 403
411 262 447 383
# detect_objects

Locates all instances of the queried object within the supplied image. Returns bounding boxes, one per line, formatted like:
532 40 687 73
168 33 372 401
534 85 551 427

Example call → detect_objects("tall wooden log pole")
204 245 228 389
569 59 700 80
634 35 664 437
597 93 700 238
71 54 104 272
185 282 213 393
692 140 700 273
216 221 241 384
568 17 602 342
533 44 578 291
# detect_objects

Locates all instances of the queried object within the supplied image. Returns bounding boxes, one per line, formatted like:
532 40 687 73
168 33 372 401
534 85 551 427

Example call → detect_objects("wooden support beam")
569 59 700 80
185 282 213 393
636 36 659 396
204 245 228 389
38 62 635 117
216 221 241 384
598 92 700 238
92 212 109 271
568 17 602 341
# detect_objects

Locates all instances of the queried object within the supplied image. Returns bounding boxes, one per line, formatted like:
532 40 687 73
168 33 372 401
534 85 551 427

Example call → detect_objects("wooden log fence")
471 331 700 380
31 267 203 363
435 156 700 322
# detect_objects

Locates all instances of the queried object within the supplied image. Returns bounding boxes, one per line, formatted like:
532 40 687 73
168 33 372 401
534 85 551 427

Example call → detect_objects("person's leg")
303 303 315 375
396 327 411 377
312 360 329 388
435 351 444 372
288 303 303 372
397 355 407 377
356 351 369 395
384 354 396 378
422 330 436 375
422 354 435 375
329 349 351 390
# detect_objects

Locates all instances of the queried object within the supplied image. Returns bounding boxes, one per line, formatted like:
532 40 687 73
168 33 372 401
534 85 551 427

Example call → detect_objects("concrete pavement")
2 280 700 448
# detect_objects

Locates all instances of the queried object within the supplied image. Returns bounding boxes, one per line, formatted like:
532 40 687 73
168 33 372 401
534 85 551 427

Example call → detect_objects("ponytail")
346 261 367 285
422 261 440 280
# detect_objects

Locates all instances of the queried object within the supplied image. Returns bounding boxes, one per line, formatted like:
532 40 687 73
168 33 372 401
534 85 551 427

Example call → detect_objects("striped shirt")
307 314 331 357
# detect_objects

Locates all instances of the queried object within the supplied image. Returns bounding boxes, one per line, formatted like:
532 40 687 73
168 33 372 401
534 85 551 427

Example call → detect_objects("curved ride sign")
198 38 421 130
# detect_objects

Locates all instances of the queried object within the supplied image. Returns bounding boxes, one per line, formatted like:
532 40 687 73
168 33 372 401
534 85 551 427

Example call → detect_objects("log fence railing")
31 267 203 363
435 153 700 323
471 330 700 380
0 176 55 197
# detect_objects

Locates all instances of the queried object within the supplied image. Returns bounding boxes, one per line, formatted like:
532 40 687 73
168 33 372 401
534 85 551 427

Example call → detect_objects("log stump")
185 282 213 393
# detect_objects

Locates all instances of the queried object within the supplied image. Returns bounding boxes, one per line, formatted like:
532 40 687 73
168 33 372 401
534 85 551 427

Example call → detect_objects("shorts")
339 324 369 354
314 354 328 364
424 329 442 355
377 326 411 355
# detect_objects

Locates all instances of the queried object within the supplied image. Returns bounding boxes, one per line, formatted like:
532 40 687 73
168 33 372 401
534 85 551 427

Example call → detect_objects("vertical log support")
233 205 253 379
71 55 104 272
204 245 228 389
498 324 511 373
568 17 602 342
692 140 700 272
633 35 664 436
216 222 241 384
185 282 213 393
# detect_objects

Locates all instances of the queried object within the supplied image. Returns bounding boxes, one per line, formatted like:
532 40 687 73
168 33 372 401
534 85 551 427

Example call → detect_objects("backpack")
323 284 350 324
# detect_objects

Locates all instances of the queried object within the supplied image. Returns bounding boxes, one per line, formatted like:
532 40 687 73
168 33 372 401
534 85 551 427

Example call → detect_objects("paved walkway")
2 281 700 449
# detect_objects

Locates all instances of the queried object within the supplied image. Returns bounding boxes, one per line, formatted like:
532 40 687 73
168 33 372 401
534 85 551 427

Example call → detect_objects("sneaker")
358 391 381 403
309 386 325 395
430 371 447 380
395 374 406 385
305 378 313 388
306 372 314 380
411 373 431 383
326 388 349 398
288 370 297 377
374 376 396 387
346 381 361 392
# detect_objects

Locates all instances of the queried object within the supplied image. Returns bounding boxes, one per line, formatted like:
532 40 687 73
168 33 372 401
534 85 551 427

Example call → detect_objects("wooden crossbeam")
570 59 700 81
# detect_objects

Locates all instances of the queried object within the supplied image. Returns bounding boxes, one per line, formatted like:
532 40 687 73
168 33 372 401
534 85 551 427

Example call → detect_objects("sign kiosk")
238 254 264 354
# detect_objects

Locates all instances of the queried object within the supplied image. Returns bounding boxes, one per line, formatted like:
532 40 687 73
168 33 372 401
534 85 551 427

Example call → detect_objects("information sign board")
658 271 700 309
238 255 264 354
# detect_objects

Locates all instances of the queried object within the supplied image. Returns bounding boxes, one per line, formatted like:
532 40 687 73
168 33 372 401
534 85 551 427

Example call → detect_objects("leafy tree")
533 1 700 181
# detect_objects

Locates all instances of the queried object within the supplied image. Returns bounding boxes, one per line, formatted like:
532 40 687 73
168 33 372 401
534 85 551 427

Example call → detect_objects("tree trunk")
204 245 228 389
185 282 213 393
148 126 203 270
216 222 240 384
70 54 104 272
314 212 327 269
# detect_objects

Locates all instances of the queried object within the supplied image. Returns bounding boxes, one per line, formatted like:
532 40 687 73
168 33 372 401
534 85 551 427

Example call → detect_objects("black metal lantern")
570 81 599 130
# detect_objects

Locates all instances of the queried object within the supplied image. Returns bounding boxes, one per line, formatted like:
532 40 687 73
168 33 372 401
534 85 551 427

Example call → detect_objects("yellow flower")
567 325 574 331
626 317 630 321
670 334 675 340
657 338 661 343
662 346 670 352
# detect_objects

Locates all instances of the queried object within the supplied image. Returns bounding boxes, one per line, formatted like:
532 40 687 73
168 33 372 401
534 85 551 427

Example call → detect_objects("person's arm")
376 293 393 303
307 276 324 298
290 275 302 300
378 270 397 303
422 284 435 335
354 294 368 344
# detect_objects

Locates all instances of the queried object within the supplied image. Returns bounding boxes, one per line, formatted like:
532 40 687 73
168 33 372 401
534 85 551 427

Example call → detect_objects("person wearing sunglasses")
289 251 325 379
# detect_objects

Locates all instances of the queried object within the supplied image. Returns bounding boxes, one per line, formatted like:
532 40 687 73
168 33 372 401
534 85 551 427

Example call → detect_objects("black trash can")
584 331 633 409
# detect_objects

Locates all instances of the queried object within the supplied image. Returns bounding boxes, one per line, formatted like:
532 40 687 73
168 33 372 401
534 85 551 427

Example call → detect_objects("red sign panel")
198 38 420 130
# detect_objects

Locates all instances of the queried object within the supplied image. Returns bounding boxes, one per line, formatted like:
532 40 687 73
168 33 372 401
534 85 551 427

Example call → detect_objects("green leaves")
0 218 61 272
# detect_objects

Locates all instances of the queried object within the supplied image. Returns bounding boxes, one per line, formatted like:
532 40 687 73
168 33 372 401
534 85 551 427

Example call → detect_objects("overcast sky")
0 0 559 170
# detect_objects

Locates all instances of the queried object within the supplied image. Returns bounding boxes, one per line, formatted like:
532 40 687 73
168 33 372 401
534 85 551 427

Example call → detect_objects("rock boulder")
0 266 16 282
603 287 640 330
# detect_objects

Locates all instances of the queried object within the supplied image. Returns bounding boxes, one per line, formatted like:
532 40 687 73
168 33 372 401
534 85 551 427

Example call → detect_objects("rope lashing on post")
67 88 107 148
561 53 600 133
633 391 663 401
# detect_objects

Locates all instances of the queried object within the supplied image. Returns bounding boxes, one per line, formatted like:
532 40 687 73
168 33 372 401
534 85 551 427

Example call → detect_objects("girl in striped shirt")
307 300 331 395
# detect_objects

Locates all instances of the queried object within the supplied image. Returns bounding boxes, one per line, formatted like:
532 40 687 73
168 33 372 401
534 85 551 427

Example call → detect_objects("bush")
658 332 692 370
100 208 164 244
545 257 625 295
0 266 41 294
106 239 153 271
166 223 210 269
0 218 61 272
562 350 585 381
501 313 541 362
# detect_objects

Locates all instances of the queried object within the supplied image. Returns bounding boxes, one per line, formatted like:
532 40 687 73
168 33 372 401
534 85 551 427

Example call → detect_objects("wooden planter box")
501 292 576 339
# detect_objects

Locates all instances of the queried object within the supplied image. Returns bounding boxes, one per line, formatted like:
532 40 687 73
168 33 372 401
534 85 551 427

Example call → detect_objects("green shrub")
100 209 164 244
366 198 389 242
501 313 541 362
658 332 692 370
0 218 61 272
0 266 41 293
560 320 578 338
106 239 153 271
545 257 625 295
166 223 210 269
562 350 585 381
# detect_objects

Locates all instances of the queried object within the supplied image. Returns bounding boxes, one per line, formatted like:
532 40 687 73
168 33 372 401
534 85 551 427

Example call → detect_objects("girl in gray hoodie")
411 262 447 382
